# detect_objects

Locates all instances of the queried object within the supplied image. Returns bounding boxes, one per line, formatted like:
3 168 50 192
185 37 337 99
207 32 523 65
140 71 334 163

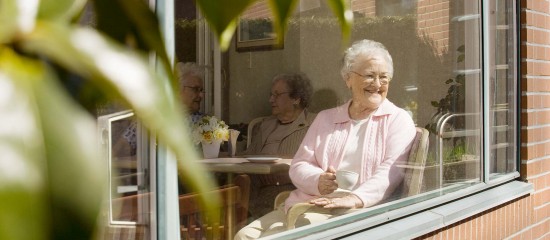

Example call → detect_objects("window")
98 110 155 239
168 0 518 239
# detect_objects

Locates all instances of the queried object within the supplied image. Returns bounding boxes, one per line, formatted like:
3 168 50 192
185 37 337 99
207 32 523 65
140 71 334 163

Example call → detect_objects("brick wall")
417 0 550 239
351 0 376 17
417 0 451 55
241 0 271 19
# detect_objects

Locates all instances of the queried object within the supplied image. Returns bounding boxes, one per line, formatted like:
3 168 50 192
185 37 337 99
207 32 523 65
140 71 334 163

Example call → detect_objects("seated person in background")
246 73 316 156
118 62 207 194
176 62 206 124
244 73 317 219
235 39 416 239
121 62 205 152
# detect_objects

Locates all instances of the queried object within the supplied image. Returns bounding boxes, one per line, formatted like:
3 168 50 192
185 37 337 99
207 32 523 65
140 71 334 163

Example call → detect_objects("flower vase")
201 141 221 159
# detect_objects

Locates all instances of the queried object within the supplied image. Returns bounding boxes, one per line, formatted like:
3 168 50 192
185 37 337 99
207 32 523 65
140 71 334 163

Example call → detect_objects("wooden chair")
179 174 250 240
398 127 430 197
274 127 430 230
246 116 266 149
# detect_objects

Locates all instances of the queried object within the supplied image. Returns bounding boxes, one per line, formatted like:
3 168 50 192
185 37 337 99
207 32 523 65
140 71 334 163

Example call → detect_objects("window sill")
341 180 533 239
264 178 532 240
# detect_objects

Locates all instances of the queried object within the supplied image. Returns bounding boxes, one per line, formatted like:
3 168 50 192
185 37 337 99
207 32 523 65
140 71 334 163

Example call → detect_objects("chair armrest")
273 191 291 210
286 203 315 230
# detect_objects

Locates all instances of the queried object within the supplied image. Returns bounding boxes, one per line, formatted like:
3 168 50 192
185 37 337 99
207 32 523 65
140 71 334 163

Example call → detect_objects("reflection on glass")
173 0 516 238
98 111 151 239
236 0 278 50
227 0 485 213
490 0 517 177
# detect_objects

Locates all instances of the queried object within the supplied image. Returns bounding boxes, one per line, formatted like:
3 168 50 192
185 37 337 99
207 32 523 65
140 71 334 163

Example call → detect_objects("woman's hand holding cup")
318 166 338 195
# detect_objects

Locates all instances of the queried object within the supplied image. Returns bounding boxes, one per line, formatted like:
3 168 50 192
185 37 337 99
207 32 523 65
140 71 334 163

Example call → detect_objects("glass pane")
490 0 517 178
170 0 519 238
81 1 155 238
98 110 153 240
175 0 197 63
222 0 483 234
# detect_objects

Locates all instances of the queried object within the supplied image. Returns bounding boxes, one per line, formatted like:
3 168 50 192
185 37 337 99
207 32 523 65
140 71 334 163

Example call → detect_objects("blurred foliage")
1 0 352 239
195 0 352 50
0 0 219 239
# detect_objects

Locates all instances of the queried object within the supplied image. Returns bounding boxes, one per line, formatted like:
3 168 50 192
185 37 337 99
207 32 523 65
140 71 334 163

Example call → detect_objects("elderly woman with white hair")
176 62 206 123
235 39 416 239
122 62 205 151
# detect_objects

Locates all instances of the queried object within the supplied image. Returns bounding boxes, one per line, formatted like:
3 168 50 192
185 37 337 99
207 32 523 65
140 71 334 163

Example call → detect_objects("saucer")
245 157 281 163
334 188 352 193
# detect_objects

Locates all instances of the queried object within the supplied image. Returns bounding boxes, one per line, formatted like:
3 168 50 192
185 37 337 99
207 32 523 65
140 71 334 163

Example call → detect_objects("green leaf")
457 54 465 63
195 0 256 51
326 0 353 46
0 0 40 43
0 48 48 240
116 0 175 85
0 47 105 239
32 58 105 239
445 78 453 84
457 44 465 53
21 22 220 213
94 0 176 93
431 101 439 107
448 85 457 94
93 0 131 45
455 74 465 84
268 0 298 46
37 0 87 22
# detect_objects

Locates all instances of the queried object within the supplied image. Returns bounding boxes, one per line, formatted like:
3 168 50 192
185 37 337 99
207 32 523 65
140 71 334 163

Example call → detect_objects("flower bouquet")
192 115 229 144
192 116 229 158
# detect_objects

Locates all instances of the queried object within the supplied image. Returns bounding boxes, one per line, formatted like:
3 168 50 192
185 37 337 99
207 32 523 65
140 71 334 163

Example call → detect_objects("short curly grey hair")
340 39 394 80
272 73 313 109
175 62 204 87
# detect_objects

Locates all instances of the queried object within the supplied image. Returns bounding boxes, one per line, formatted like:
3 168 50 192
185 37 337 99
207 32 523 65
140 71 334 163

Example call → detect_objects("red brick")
543 95 550 107
521 128 529 142
539 110 550 124
523 95 533 108
506 203 512 237
528 61 535 75
525 0 533 9
543 157 550 172
464 218 471 239
522 77 531 91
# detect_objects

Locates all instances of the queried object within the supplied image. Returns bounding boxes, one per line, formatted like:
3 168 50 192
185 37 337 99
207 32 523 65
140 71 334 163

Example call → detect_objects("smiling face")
345 54 390 110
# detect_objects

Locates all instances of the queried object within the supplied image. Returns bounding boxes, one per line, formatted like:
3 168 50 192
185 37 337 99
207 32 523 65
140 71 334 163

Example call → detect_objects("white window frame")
155 0 531 239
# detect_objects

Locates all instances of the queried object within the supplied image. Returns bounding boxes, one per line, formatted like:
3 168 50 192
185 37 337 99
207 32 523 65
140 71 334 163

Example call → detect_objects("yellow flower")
193 115 230 144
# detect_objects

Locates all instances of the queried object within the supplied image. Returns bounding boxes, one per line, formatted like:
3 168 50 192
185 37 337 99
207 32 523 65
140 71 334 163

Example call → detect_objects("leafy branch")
425 45 466 134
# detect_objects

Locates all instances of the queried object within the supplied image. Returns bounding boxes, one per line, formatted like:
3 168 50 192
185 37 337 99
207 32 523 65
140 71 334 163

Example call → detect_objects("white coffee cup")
336 170 359 191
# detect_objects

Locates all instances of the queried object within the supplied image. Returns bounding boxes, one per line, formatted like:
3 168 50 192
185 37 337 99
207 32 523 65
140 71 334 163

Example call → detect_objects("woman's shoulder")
304 110 317 123
313 103 350 124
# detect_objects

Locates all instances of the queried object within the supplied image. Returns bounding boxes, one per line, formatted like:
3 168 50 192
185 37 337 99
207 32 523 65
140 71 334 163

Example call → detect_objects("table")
200 157 292 174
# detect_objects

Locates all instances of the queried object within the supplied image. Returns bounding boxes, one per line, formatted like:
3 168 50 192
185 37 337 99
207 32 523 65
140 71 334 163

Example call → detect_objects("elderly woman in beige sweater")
245 73 316 218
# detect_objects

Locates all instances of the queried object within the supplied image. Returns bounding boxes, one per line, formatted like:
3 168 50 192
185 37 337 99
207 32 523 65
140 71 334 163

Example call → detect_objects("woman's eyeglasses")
183 86 205 93
350 71 390 85
270 92 291 98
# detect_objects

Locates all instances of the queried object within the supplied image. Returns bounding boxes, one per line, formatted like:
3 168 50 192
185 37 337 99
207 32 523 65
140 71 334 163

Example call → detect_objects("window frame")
155 0 527 239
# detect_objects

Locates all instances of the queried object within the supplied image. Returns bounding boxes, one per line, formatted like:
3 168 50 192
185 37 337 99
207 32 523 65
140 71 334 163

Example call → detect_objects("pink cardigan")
285 99 416 212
